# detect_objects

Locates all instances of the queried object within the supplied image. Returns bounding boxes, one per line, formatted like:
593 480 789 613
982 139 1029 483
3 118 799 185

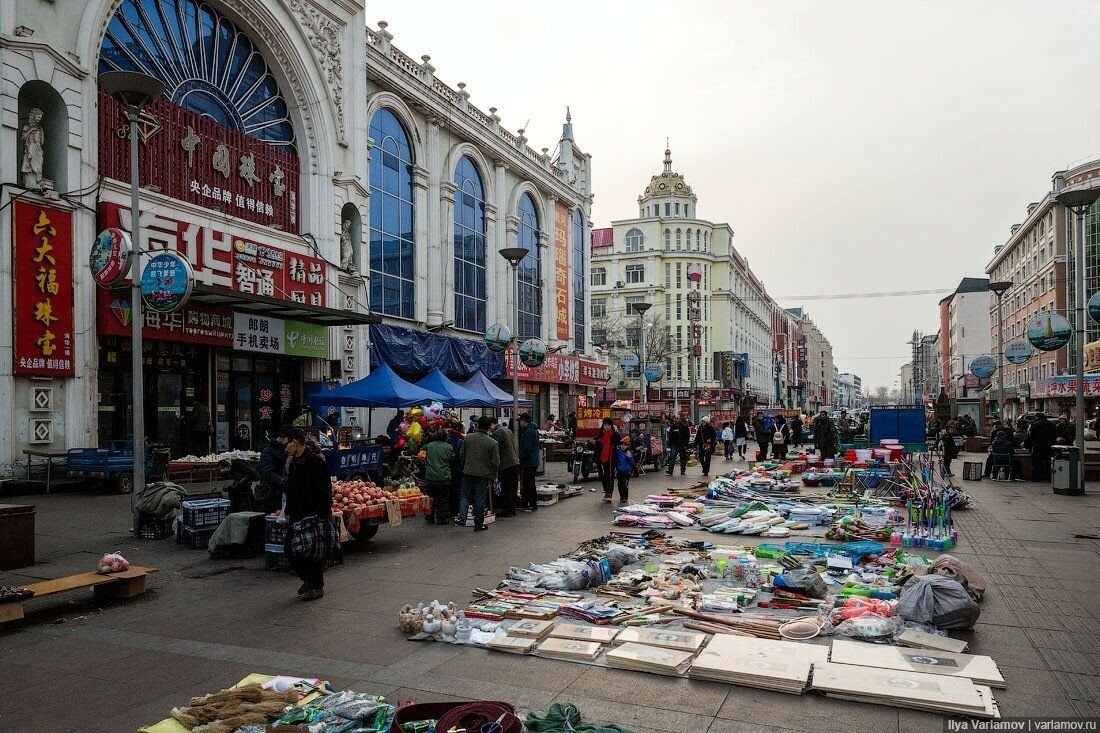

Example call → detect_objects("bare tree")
592 312 673 387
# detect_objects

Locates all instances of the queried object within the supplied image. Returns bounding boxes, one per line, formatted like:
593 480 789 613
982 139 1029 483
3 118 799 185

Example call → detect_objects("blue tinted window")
368 109 415 319
517 193 542 340
454 156 486 332
100 0 296 153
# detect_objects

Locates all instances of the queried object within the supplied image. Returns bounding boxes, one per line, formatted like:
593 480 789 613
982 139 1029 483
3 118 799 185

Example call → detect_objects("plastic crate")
265 515 288 544
178 525 216 550
181 498 230 529
137 516 175 540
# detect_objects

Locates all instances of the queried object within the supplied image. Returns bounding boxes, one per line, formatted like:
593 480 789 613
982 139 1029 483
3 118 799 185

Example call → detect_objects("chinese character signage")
13 202 74 375
141 251 194 313
1031 375 1100 397
90 228 132 287
554 203 570 341
97 288 234 347
505 351 609 386
285 321 329 358
98 92 299 232
233 314 284 354
99 202 326 307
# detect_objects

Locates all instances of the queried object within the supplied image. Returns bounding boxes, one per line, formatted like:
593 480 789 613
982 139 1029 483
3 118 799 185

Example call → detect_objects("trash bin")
1053 447 1082 495
0 504 36 570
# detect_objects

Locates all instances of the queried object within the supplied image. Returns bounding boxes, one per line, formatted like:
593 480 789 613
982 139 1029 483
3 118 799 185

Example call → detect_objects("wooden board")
896 628 969 654
706 633 830 663
507 619 554 640
605 642 696 676
21 566 156 598
615 627 707 652
537 637 603 661
690 646 813 694
811 661 991 716
827 685 1000 719
830 639 1004 688
487 635 537 654
548 623 621 643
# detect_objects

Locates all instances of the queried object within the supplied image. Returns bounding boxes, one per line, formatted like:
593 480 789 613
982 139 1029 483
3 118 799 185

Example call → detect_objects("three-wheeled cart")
66 440 168 493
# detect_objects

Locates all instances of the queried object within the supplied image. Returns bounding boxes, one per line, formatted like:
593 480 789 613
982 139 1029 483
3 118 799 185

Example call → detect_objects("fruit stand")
331 478 430 540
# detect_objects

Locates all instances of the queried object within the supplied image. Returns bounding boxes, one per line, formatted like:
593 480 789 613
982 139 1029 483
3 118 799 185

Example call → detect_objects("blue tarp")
369 323 505 379
462 371 531 407
307 363 449 409
415 368 496 408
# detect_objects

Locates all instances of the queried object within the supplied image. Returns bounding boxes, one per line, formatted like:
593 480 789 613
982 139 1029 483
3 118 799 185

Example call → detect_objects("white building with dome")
591 147 774 411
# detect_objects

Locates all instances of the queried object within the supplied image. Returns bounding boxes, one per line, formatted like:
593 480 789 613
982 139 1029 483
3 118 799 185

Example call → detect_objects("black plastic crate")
137 516 175 540
181 499 230 529
265 515 287 544
178 525 216 550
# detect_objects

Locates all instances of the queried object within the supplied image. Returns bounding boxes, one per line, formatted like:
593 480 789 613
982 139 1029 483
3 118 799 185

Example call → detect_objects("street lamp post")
499 247 530 427
630 302 652 403
1053 182 1100 495
99 71 164 533
989 281 1013 423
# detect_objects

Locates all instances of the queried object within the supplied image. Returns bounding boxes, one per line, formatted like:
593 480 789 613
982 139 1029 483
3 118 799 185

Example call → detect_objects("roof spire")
663 138 672 173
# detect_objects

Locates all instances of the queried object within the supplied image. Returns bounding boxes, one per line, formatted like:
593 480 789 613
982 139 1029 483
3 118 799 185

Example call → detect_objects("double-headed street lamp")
1053 182 1100 495
499 247 530 425
988 280 1013 420
99 71 164 532
630 301 652 403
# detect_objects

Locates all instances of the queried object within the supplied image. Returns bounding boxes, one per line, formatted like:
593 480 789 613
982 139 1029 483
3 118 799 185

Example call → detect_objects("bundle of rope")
434 701 521 733
524 703 635 733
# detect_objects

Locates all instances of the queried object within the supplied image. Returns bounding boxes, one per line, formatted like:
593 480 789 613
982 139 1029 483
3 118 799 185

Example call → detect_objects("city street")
2 455 1098 732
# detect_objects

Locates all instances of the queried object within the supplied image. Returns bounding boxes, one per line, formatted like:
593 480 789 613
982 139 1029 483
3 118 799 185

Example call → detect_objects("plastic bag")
931 554 987 601
773 568 827 599
97 552 130 575
832 613 903 640
897 574 980 629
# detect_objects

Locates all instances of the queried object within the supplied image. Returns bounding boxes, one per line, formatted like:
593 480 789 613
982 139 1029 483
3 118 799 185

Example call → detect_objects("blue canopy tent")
415 368 495 408
462 370 531 408
308 363 448 409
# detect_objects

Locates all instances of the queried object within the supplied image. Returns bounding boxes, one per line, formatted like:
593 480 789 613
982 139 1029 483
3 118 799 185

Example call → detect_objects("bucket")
855 449 873 462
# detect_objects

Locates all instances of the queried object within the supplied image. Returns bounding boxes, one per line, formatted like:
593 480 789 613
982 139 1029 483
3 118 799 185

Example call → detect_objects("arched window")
685 229 693 251
573 209 586 350
100 0 295 152
664 229 670 250
704 231 708 248
676 229 682 250
368 109 415 319
517 192 542 339
625 264 645 284
454 155 486 332
696 230 701 250
624 228 644 252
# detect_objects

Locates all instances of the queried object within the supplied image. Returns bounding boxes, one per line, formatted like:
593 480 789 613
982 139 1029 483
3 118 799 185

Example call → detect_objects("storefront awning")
186 283 378 326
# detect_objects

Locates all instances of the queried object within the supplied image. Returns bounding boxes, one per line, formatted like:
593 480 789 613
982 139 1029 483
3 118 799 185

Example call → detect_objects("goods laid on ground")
605 642 695 675
537 637 604 661
1 565 155 624
830 638 1005 687
811 661 1000 718
896 627 969 653
689 634 828 693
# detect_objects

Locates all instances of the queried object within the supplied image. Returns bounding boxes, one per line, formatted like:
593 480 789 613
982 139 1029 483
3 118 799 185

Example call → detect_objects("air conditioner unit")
615 280 625 288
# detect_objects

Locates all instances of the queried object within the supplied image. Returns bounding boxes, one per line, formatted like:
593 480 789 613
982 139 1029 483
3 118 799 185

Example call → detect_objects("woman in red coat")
595 418 619 503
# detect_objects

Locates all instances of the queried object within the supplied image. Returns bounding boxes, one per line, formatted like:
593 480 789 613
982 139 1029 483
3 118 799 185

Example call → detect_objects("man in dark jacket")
790 415 804 447
283 428 333 601
1054 416 1075 446
1027 413 1056 481
518 413 541 511
491 417 520 517
813 410 838 459
752 413 773 460
457 416 499 531
258 429 289 512
386 410 405 441
694 415 718 476
666 415 691 476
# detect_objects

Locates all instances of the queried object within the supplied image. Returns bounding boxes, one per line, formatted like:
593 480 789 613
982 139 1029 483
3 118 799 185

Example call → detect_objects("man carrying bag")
283 428 337 601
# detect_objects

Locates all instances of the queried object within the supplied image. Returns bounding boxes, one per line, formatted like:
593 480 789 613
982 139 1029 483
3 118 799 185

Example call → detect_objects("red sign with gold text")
506 350 608 386
96 287 234 347
99 202 326 307
13 201 74 375
554 203 570 341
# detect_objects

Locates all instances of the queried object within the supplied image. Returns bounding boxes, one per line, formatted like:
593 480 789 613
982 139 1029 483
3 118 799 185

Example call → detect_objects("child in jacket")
614 436 635 504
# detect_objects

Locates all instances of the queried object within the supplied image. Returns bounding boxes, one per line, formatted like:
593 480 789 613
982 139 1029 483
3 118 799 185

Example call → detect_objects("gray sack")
897 574 981 629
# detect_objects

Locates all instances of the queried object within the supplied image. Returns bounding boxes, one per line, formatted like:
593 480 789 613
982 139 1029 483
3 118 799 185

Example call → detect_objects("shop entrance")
216 352 301 451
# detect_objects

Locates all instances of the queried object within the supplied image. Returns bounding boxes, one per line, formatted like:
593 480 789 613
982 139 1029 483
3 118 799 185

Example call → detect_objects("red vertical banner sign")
554 203 570 341
12 201 75 375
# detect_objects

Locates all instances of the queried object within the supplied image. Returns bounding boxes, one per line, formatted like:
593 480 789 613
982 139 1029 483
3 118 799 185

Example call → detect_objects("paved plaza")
2 454 1099 732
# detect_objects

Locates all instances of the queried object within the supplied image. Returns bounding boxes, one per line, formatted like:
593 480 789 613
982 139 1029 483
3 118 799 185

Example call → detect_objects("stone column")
412 165 430 323
439 179 457 324
493 159 511 327
425 118 444 327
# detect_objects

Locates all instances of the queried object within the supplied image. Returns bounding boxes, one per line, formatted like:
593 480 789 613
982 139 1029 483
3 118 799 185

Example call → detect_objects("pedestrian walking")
422 429 454 525
813 410 838 460
456 416 499 531
491 417 520 517
258 427 290 513
752 412 774 461
734 415 749 459
518 413 541 511
939 421 959 477
790 414 804 447
772 416 791 460
721 422 734 460
614 436 635 504
387 410 405 442
186 397 211 456
595 418 619 502
694 415 718 476
282 428 335 601
666 415 690 476
445 422 465 521
1026 413 1055 482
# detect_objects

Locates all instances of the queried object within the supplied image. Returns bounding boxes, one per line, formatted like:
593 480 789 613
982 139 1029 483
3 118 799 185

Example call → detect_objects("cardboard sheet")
537 637 603 661
811 661 994 717
548 623 621 643
615 627 707 652
830 639 1004 688
605 642 696 676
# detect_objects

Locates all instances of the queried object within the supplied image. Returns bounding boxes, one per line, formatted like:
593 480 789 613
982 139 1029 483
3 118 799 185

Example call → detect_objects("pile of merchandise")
173 449 259 463
396 530 996 716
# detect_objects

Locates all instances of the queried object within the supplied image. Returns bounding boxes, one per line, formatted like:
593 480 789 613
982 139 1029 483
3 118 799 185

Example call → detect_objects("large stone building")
789 309 834 411
0 3 595 475
589 147 772 411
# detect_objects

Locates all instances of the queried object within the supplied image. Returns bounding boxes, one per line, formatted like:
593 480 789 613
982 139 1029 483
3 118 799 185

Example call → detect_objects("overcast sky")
368 0 1100 390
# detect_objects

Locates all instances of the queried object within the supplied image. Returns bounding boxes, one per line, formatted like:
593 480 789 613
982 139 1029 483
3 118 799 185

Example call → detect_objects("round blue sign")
1027 312 1071 352
619 353 640 371
1004 340 1034 365
484 323 512 353
1089 292 1100 325
644 362 666 383
969 354 997 379
519 338 547 367
140 251 194 314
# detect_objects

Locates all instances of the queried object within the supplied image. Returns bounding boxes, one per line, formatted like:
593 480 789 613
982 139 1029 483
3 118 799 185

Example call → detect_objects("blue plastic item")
842 541 885 560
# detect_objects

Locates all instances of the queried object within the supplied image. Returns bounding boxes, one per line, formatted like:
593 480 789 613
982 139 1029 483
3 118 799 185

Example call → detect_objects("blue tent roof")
415 368 496 408
308 363 448 408
461 371 531 407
